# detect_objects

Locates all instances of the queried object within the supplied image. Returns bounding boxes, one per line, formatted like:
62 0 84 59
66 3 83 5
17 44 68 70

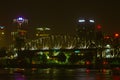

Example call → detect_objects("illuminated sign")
89 20 94 23
78 19 85 22
17 17 24 22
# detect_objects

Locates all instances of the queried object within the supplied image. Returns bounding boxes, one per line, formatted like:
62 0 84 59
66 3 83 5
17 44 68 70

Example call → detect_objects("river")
0 68 120 80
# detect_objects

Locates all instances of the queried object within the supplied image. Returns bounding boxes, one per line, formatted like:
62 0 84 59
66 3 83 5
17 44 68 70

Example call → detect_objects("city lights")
0 0 120 77
9 17 120 60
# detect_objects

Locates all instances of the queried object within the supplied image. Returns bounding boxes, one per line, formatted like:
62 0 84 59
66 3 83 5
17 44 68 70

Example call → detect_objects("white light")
66 46 74 49
53 46 61 49
0 26 5 29
1 32 4 35
106 55 111 58
18 17 24 21
106 44 111 48
106 49 110 53
21 47 25 51
38 28 44 31
14 53 18 57
78 19 85 22
36 27 51 31
42 46 49 50
89 20 94 23
45 28 51 30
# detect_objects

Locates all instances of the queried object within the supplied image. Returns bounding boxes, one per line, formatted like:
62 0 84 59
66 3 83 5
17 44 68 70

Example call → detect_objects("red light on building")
114 33 119 38
86 69 90 73
103 61 108 65
86 61 90 65
104 36 110 39
97 25 102 29
102 69 106 73
18 30 26 36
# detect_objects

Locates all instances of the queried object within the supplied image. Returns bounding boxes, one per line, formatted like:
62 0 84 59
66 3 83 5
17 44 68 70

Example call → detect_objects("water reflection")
14 73 26 80
0 68 120 80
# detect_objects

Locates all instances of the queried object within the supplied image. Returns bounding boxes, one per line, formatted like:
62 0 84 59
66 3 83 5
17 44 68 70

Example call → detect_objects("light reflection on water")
0 68 120 80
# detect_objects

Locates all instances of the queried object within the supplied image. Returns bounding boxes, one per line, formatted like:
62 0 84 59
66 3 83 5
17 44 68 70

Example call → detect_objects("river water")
0 68 120 80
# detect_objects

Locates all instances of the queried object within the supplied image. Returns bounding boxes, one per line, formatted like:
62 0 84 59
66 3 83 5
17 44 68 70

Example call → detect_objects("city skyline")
0 0 120 35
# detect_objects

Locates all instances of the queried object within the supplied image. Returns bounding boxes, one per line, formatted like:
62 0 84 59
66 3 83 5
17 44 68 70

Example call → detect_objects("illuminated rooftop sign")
89 20 95 23
78 19 85 22
18 17 23 20
78 19 95 23
17 17 24 22
36 27 51 31
13 17 28 27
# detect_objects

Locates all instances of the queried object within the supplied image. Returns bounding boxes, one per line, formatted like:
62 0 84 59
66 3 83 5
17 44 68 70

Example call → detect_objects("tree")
57 52 66 63
0 47 7 57
41 54 47 64
68 53 79 64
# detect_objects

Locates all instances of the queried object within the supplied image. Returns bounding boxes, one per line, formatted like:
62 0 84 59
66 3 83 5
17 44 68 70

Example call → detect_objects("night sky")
0 0 120 35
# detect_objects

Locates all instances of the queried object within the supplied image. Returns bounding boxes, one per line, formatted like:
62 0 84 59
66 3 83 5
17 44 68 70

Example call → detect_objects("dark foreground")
0 68 120 80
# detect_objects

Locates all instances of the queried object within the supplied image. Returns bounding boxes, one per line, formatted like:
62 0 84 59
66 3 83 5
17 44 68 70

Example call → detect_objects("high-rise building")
0 26 7 48
76 18 96 48
12 17 28 50
96 25 104 47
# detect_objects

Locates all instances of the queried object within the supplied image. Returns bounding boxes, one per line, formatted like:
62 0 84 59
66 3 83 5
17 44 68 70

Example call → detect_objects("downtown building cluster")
0 17 120 59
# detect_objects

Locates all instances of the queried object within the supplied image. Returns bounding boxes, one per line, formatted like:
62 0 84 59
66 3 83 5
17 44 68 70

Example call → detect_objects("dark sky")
0 0 120 35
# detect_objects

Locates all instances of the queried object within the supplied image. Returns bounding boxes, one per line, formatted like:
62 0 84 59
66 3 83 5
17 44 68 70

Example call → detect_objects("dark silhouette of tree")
57 52 66 62
41 54 47 64
0 47 7 57
68 53 79 64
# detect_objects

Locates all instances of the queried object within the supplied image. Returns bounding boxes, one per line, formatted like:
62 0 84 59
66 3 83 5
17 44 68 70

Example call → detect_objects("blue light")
75 50 80 53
